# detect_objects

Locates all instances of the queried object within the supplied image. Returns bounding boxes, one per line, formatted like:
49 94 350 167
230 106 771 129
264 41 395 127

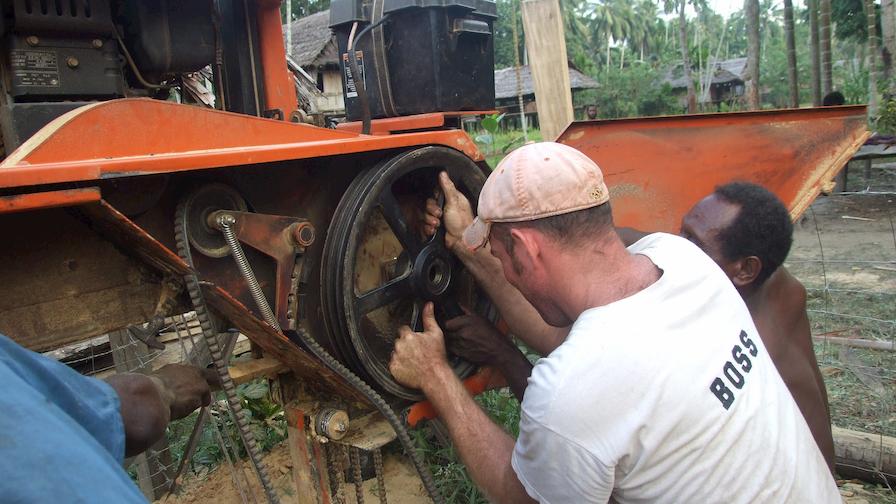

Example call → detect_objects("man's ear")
509 227 540 272
731 256 762 288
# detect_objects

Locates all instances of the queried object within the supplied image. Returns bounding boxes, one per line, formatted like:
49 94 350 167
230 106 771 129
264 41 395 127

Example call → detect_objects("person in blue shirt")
0 332 216 503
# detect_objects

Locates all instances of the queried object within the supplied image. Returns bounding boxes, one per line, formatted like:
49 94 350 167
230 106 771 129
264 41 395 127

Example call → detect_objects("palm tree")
882 0 896 83
820 0 833 95
586 0 634 72
663 0 698 113
807 0 822 105
784 0 800 107
866 0 881 117
745 0 761 110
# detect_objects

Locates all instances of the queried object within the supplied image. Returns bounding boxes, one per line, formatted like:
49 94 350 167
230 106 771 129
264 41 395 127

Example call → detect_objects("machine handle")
406 366 507 427
452 18 491 37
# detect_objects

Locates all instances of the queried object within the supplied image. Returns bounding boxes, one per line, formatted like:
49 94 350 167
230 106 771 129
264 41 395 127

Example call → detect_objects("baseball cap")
463 142 610 250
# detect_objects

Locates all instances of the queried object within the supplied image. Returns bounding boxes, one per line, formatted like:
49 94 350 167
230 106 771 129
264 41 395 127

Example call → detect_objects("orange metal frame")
0 99 484 196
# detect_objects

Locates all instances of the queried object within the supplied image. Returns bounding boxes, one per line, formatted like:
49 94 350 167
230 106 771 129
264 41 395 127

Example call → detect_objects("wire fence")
790 157 896 489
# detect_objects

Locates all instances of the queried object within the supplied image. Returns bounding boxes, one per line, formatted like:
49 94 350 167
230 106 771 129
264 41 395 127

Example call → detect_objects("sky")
706 0 749 18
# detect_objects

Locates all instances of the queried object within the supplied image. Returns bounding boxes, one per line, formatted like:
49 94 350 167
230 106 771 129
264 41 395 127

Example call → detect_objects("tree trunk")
820 0 833 95
745 0 761 110
882 0 896 84
808 0 822 105
868 0 881 118
679 0 697 113
784 0 800 107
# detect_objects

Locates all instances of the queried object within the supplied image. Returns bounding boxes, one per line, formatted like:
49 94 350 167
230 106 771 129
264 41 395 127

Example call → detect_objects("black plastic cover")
121 0 215 76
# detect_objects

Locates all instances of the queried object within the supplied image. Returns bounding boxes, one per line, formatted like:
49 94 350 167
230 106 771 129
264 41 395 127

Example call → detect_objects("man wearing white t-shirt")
390 142 838 503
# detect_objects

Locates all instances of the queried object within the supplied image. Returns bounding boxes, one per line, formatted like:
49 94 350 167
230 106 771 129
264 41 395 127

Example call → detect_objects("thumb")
439 171 459 200
422 302 440 333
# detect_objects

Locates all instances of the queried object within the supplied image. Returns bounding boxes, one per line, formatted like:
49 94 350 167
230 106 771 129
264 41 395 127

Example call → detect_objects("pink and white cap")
462 141 611 250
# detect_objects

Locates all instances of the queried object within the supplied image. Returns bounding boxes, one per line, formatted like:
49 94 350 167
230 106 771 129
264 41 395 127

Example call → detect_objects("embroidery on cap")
590 185 604 200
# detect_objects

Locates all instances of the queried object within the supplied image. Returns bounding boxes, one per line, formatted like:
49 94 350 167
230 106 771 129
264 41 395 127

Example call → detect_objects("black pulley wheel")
321 147 493 400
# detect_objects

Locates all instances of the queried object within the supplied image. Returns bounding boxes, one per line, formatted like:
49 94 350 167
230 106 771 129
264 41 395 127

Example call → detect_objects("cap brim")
462 217 491 251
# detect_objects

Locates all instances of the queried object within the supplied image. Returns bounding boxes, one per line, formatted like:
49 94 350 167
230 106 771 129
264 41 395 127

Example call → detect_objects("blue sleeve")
0 333 126 462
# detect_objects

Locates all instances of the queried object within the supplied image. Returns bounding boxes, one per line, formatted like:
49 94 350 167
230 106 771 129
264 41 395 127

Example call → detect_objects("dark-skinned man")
433 180 836 474
0 332 217 502
392 141 837 503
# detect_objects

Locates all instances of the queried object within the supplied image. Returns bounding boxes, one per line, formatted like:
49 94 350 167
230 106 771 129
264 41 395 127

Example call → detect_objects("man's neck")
553 236 662 321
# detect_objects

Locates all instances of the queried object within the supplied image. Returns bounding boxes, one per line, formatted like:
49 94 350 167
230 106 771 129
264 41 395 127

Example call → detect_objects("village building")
663 57 749 110
494 64 600 129
284 10 345 116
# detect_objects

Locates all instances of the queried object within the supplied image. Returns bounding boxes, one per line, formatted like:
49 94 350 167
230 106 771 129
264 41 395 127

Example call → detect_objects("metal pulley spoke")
356 273 414 315
378 189 424 257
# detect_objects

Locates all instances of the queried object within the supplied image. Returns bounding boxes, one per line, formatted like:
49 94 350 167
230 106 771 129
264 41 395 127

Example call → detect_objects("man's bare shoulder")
763 267 808 310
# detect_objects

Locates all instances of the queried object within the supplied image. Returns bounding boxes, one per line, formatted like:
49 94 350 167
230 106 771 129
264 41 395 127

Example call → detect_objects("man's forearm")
454 245 568 355
495 346 534 402
422 364 536 504
105 373 171 457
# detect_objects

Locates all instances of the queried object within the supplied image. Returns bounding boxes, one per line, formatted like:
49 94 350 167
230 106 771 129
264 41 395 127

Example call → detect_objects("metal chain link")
350 447 365 504
326 443 347 504
373 449 387 504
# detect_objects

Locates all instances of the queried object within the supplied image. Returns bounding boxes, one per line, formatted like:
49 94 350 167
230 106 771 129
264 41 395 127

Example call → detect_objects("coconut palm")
745 0 761 110
784 0 800 107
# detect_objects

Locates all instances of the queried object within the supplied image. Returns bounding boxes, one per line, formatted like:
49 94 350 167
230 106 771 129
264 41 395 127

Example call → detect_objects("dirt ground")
156 443 431 504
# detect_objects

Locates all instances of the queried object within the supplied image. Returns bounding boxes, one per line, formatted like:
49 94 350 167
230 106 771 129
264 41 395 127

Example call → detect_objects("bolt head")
91 39 104 49
66 57 80 69
25 36 39 46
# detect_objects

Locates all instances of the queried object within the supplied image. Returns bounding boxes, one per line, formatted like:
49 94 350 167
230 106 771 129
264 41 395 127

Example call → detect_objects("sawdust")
155 442 431 504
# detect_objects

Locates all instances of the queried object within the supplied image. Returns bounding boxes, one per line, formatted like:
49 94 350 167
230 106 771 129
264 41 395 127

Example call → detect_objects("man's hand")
150 364 219 420
390 302 449 390
423 172 475 252
445 310 515 366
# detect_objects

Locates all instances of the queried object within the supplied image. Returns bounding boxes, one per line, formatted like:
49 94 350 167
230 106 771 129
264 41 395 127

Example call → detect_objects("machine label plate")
11 50 60 88
342 51 366 98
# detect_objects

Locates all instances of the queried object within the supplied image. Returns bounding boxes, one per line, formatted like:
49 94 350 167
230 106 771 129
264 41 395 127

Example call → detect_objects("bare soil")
156 443 431 504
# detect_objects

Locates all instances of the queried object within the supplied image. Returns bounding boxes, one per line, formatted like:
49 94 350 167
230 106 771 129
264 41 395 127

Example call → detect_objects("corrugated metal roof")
494 65 599 100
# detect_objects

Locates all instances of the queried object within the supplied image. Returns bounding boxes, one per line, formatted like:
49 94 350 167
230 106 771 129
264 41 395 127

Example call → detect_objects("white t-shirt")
511 233 838 504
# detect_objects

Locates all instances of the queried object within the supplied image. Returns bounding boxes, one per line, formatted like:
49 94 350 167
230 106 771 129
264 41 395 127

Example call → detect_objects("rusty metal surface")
0 99 484 190
210 210 312 330
336 110 498 135
0 187 100 214
557 106 870 231
80 200 367 402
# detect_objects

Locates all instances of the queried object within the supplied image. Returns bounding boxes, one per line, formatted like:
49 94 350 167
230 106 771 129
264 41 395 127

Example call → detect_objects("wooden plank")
230 357 289 385
833 425 896 485
285 405 325 504
338 412 396 451
0 208 160 351
521 0 573 141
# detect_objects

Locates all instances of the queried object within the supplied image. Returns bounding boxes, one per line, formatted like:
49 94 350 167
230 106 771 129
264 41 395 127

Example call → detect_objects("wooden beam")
521 0 573 141
833 425 896 485
229 357 289 385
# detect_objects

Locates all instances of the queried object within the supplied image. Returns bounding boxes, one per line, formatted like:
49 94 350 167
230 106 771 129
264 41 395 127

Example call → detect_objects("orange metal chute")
557 106 870 232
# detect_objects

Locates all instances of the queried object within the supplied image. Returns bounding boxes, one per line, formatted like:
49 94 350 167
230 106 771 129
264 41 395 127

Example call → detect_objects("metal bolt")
216 213 237 227
91 39 103 49
66 57 79 69
25 36 39 46
292 222 316 247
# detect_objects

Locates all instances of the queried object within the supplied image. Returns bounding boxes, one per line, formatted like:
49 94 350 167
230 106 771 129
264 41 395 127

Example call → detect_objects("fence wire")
792 158 896 487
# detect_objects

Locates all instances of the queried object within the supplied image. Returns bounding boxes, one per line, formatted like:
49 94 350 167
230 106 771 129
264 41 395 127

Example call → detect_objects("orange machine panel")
557 106 869 232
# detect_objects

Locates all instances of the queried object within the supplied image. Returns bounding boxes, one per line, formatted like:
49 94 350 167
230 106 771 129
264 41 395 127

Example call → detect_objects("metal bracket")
208 210 315 330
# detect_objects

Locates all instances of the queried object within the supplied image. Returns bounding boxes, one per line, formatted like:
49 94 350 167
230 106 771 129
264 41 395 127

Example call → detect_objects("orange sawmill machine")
0 0 870 501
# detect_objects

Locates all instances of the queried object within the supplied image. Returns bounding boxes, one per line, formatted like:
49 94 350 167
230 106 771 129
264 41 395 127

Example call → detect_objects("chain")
350 447 365 504
326 443 347 504
373 449 387 504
